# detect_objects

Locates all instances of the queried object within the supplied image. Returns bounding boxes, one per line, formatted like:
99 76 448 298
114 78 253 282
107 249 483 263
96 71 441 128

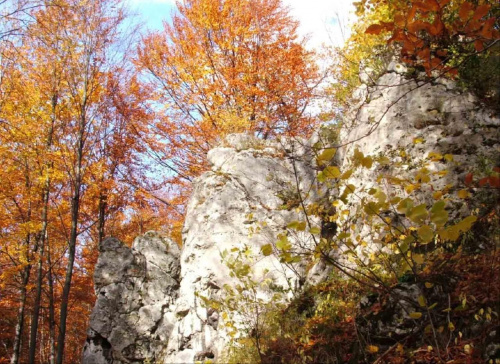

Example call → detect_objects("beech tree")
0 1 159 362
136 0 323 182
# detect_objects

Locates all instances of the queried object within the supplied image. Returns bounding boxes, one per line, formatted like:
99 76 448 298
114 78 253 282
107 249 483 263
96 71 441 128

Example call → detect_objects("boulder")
82 233 180 364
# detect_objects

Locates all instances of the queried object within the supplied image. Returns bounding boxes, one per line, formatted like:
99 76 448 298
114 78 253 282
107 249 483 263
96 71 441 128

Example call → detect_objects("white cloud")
283 0 356 49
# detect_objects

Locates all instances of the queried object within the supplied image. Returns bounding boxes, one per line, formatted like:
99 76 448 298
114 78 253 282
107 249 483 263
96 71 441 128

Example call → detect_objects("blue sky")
127 0 355 48
127 0 176 31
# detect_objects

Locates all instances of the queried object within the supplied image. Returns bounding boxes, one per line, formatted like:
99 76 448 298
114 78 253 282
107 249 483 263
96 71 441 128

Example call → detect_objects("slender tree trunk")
28 98 56 364
97 192 107 244
10 236 32 364
47 244 56 364
56 111 85 364
28 204 47 364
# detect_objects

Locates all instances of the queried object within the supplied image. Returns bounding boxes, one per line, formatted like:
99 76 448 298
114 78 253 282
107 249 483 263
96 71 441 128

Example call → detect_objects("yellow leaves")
427 151 443 162
260 244 273 256
413 137 424 144
353 148 373 169
457 189 470 199
415 168 431 183
438 215 477 242
405 183 418 194
361 156 373 168
316 148 337 166
340 169 354 180
366 345 379 353
410 311 422 319
364 201 381 216
318 166 341 182
418 295 427 307
436 169 449 177
417 225 434 244
412 254 425 265
432 191 443 200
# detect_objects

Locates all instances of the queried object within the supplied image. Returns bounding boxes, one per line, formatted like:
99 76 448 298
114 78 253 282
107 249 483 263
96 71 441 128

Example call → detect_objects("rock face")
162 134 317 363
342 65 499 196
337 66 499 259
83 68 499 363
82 233 180 364
83 135 318 364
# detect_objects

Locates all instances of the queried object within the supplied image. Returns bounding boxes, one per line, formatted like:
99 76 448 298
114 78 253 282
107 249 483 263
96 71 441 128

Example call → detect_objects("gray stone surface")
162 134 318 363
82 233 180 364
337 71 499 261
83 67 499 364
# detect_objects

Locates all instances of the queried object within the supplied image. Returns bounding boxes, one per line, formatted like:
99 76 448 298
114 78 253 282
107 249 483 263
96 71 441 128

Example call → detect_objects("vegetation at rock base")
0 0 498 363
216 144 499 363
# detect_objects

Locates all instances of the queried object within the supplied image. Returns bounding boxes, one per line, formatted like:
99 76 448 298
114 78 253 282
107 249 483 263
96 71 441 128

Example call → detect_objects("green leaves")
430 200 448 227
276 234 291 250
286 220 307 231
410 312 422 319
417 225 434 244
309 226 321 235
418 295 427 307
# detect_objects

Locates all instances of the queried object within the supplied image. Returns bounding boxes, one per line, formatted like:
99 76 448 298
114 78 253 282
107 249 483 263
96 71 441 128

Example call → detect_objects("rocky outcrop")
82 233 180 364
162 133 318 363
83 135 319 363
343 63 499 196
336 64 499 260
83 66 499 363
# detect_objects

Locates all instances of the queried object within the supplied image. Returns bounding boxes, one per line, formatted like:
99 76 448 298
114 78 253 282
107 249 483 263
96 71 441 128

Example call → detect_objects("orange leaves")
364 0 500 76
473 4 491 21
137 0 321 184
458 2 475 21
365 24 384 35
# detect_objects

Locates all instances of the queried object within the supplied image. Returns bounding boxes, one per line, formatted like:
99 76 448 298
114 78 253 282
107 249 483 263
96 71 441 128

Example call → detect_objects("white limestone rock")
162 134 318 363
82 233 181 364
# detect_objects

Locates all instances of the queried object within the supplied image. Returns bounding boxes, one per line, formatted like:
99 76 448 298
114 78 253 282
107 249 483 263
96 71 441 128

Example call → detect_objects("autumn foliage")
136 0 322 181
363 0 500 75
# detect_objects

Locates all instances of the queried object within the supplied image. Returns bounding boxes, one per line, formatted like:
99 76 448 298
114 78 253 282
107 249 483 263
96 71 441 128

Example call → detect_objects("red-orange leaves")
473 4 491 21
364 0 500 77
136 0 321 184
465 173 473 186
365 24 384 35
458 2 475 21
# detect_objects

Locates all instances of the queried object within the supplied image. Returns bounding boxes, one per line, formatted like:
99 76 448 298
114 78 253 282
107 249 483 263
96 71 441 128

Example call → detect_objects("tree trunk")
28 96 56 364
56 111 85 364
10 235 32 364
97 192 107 244
47 244 56 364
